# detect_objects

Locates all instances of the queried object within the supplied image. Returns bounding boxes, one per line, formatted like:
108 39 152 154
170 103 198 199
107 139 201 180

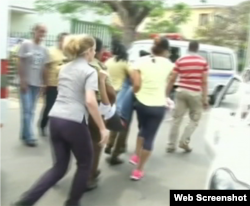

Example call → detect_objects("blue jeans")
20 85 40 142
116 78 134 124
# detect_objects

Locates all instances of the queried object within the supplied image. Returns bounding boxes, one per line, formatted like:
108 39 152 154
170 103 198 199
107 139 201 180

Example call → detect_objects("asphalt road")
1 99 211 206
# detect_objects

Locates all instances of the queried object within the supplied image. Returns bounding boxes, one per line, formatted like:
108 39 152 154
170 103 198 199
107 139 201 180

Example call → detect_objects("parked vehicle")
204 75 250 189
128 37 238 104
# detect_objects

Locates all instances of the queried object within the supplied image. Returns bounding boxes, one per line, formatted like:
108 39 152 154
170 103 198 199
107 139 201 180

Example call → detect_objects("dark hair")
189 40 199 52
112 40 128 61
140 50 150 57
57 32 69 41
32 23 45 32
94 37 103 53
17 39 23 44
151 37 170 55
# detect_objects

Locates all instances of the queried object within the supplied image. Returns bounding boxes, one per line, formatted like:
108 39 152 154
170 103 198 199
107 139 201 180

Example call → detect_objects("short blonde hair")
63 34 95 59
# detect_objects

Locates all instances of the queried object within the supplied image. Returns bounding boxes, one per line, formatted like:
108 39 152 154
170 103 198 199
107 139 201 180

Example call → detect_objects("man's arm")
17 58 25 83
99 71 110 105
166 63 179 97
43 64 49 86
42 49 52 86
17 42 28 92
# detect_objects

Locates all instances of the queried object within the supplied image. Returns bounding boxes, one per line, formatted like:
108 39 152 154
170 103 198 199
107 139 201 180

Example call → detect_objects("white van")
128 39 238 104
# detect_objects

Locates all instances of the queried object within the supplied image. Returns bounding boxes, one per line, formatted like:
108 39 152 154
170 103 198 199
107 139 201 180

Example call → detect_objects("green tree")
145 3 191 34
195 0 250 48
35 0 186 46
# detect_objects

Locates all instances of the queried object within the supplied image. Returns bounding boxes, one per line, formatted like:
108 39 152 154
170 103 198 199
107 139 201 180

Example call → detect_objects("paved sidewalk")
1 99 210 206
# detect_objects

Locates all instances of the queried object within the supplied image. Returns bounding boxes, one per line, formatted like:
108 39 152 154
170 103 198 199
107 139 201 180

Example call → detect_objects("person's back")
134 55 173 106
50 58 96 123
175 54 207 92
166 40 209 153
129 37 173 181
47 46 67 86
106 57 128 92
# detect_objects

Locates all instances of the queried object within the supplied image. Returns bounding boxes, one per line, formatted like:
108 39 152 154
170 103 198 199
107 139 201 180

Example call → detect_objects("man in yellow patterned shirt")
39 32 68 136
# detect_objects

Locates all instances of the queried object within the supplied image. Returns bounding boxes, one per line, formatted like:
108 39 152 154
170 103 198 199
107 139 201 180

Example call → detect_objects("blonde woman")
14 34 109 206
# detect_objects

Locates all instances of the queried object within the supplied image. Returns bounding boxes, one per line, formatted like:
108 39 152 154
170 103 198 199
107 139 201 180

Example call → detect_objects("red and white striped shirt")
174 54 209 92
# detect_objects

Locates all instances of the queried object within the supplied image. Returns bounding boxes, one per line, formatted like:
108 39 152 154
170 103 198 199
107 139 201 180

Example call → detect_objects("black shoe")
104 147 112 154
85 180 98 192
24 141 37 147
40 127 46 137
106 156 124 166
94 169 101 179
12 201 32 206
64 201 81 206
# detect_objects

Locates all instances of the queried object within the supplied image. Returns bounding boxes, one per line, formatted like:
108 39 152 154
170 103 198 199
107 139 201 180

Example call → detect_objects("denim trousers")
20 85 40 142
116 78 134 124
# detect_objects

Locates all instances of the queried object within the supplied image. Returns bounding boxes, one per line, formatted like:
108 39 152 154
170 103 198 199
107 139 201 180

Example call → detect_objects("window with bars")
214 14 224 24
199 13 209 26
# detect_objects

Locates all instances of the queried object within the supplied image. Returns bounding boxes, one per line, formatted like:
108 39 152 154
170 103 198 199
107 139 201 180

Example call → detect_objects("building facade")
112 4 228 39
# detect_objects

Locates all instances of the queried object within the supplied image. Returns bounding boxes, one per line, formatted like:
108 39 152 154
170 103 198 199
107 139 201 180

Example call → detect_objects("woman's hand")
166 97 175 109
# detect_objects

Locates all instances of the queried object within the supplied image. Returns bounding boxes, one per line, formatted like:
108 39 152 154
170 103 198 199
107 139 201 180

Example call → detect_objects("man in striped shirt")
166 41 209 152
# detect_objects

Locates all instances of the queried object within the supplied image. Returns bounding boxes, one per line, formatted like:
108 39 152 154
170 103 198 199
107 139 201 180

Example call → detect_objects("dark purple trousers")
19 117 93 206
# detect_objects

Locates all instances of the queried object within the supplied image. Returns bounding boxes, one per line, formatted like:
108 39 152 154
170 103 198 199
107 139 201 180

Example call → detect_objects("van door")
210 52 237 94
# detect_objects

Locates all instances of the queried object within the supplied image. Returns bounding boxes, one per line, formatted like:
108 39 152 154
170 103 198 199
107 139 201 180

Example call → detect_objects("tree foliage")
145 3 191 33
35 0 189 46
195 0 250 48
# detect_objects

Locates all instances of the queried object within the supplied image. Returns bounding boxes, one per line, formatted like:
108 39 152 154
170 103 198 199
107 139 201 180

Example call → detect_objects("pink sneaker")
130 169 144 180
129 155 139 165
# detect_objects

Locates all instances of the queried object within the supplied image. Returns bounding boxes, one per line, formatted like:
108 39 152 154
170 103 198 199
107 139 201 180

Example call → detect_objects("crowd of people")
13 23 209 206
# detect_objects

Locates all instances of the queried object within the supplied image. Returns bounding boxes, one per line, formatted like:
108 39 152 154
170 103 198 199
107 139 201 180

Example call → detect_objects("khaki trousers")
168 90 203 148
88 115 102 182
107 130 128 157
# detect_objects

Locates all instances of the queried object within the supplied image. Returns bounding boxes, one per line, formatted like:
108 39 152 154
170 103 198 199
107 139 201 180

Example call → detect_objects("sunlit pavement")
1 99 211 206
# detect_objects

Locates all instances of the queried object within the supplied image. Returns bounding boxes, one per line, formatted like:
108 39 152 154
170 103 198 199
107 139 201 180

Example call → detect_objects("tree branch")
101 0 118 11
134 7 151 26
121 0 132 11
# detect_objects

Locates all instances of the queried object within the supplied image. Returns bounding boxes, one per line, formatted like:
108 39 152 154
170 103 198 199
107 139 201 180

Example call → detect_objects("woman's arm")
99 70 110 105
166 71 178 97
132 69 141 93
106 83 116 105
85 71 106 131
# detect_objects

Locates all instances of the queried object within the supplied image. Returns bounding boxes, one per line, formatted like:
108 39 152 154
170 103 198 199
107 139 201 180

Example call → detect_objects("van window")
198 51 208 61
128 43 152 62
129 43 181 63
170 47 180 63
212 52 232 70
